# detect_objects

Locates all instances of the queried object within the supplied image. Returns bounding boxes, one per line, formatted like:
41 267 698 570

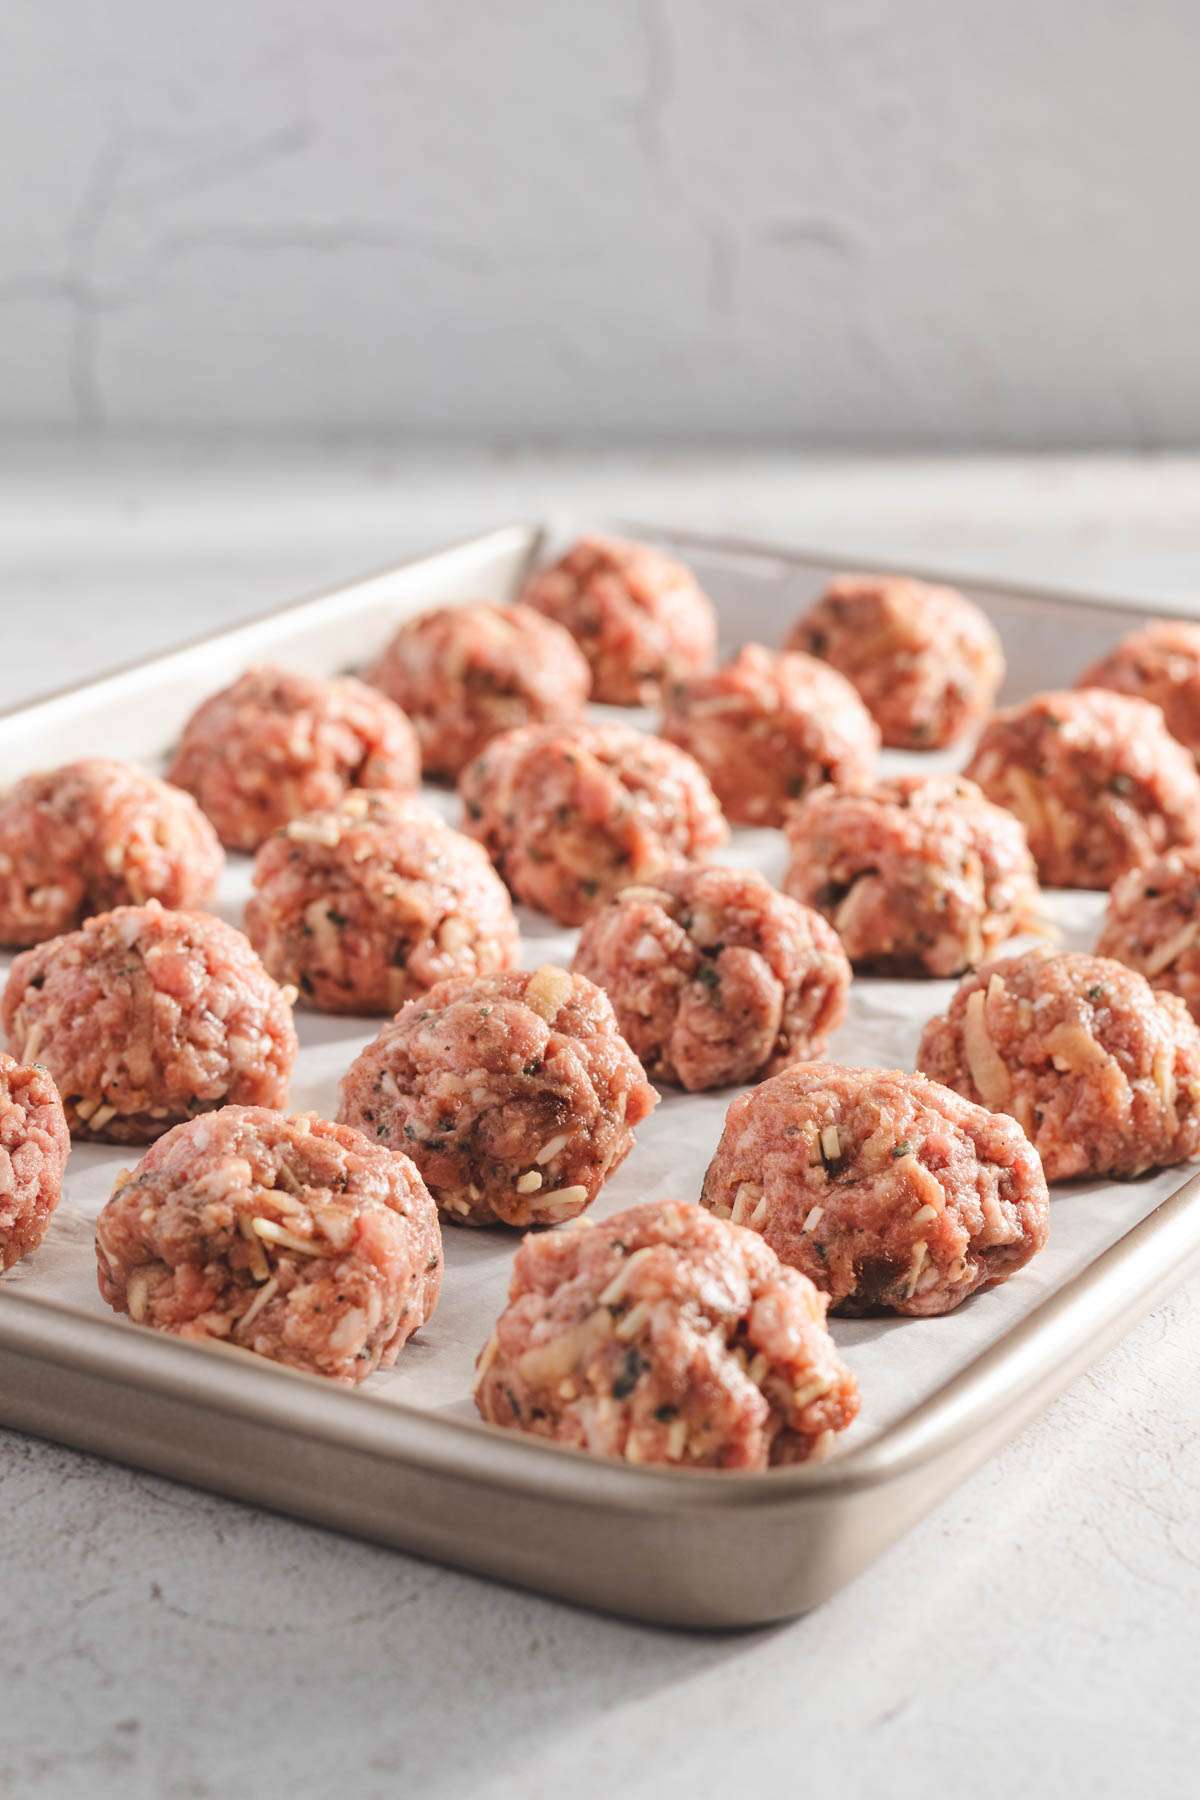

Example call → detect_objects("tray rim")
4 516 1200 1613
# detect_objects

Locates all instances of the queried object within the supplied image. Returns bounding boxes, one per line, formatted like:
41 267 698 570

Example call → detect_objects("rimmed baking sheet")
3 520 1198 1626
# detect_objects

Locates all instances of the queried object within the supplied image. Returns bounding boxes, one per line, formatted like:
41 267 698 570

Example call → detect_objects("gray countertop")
2 442 1198 1800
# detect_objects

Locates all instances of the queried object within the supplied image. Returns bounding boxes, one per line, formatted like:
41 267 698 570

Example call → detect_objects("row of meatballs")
4 924 1197 1469
5 729 1200 1076
5 847 1195 1201
7 536 1200 966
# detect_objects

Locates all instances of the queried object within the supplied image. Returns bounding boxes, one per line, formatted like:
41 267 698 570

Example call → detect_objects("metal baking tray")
2 521 1199 1630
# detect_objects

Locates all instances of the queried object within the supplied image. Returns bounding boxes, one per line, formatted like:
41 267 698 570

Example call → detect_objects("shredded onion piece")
516 1307 613 1385
963 987 1012 1107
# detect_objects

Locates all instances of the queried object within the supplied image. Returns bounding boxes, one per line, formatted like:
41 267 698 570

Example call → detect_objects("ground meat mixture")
1079 620 1200 763
702 1063 1048 1315
3 901 298 1144
964 689 1200 889
520 534 718 704
917 950 1200 1181
95 1107 441 1384
365 601 591 779
459 722 727 926
783 774 1043 977
338 965 657 1228
0 1053 70 1271
0 758 223 948
474 1198 859 1468
245 791 518 1015
1097 847 1200 1022
572 864 850 1090
659 644 879 826
168 665 421 851
787 573 1004 749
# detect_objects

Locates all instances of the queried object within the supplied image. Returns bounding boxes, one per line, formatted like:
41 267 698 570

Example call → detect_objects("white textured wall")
4 1 1198 444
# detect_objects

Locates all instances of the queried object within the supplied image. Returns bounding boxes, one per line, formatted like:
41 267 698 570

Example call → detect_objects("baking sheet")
4 708 1184 1456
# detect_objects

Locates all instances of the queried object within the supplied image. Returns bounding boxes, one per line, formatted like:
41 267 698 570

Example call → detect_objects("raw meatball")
964 689 1200 889
0 758 223 948
659 644 879 826
1079 620 1200 762
245 791 519 1015
95 1106 441 1384
459 722 727 926
787 573 1004 749
365 601 591 779
0 1053 70 1271
338 964 657 1228
783 774 1042 977
1097 847 1200 1021
572 864 850 1090
520 534 717 704
474 1198 859 1468
3 901 298 1144
701 1063 1049 1315
917 950 1200 1181
168 665 421 851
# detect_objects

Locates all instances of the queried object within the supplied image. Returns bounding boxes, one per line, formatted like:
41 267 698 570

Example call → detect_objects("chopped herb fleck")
611 1347 646 1400
1087 984 1106 1001
891 1140 912 1159
696 963 720 991
816 881 850 910
327 909 349 928
654 1404 679 1422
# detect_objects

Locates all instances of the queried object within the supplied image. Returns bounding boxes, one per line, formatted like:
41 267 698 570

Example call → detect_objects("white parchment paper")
4 749 1188 1455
